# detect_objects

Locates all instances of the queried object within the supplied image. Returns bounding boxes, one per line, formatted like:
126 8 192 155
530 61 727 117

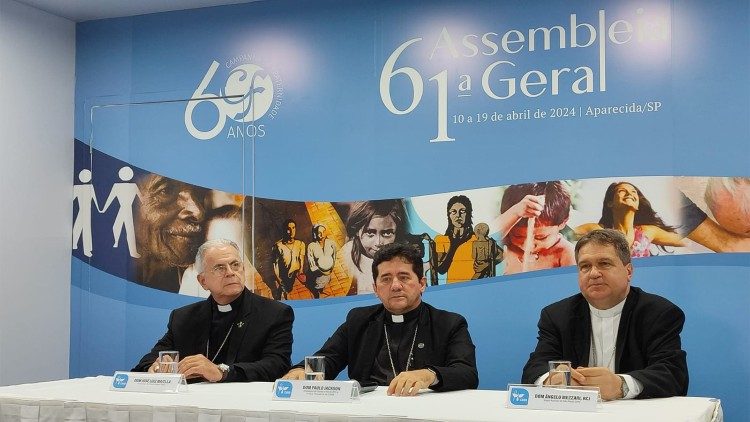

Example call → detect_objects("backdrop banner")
72 0 749 419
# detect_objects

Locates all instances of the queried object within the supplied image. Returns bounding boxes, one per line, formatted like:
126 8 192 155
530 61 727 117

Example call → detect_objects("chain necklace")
206 324 233 363
383 324 419 378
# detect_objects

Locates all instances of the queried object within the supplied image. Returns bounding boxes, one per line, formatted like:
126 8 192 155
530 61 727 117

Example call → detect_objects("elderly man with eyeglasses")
132 239 294 383
282 242 478 396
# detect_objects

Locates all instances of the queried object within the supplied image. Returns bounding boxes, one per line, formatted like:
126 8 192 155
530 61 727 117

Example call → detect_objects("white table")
0 376 722 422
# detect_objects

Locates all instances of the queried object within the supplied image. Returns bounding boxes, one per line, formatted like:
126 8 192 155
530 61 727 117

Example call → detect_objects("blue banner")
73 0 749 419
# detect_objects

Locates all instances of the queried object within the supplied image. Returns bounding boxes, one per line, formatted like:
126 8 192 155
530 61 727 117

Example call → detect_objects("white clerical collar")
217 303 233 313
386 303 423 324
589 298 626 318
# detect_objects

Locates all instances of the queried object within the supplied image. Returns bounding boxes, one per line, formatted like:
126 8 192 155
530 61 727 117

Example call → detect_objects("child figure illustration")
498 181 575 274
471 223 502 279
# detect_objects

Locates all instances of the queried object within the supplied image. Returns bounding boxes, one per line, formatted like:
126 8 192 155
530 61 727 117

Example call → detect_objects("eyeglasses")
209 261 243 276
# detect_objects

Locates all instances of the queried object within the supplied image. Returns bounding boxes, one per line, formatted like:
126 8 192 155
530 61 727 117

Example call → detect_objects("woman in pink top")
576 182 683 257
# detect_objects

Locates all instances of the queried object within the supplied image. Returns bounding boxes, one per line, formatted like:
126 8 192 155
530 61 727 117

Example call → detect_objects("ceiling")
14 0 260 22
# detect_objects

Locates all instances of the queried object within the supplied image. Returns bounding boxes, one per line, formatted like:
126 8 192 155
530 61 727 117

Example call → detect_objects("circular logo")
222 64 274 123
185 60 282 140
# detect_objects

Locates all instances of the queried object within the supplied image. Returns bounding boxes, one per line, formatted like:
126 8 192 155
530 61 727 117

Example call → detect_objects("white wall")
0 0 74 385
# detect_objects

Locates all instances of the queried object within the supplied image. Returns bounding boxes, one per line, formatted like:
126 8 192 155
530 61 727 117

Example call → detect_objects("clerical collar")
386 303 423 324
213 292 244 314
589 298 626 318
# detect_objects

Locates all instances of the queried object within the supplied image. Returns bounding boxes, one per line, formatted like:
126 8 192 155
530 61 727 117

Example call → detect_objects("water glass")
304 356 325 381
548 360 572 386
158 351 180 374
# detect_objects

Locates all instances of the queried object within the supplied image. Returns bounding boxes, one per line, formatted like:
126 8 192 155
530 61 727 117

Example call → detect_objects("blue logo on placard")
510 387 529 405
275 381 293 398
112 373 129 389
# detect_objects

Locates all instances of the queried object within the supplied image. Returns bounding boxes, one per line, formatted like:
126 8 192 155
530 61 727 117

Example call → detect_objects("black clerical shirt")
207 293 244 364
370 304 423 385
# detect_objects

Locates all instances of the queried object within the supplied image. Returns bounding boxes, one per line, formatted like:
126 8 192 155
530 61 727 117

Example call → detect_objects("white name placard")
506 384 599 412
109 372 186 393
272 379 360 403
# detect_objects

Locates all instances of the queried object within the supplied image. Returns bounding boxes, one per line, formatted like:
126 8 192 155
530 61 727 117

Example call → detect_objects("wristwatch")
618 375 629 399
217 363 230 382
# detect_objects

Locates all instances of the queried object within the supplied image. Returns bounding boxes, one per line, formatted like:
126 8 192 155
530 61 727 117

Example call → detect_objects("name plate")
506 384 599 412
109 371 186 393
272 379 361 403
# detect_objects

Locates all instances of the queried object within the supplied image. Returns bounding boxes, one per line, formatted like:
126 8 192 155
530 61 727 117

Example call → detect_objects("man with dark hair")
133 239 294 382
282 242 479 396
521 229 688 400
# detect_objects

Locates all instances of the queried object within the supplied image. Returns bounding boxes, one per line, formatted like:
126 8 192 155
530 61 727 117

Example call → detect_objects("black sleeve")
131 310 177 372
429 315 479 391
231 305 294 382
521 307 564 384
292 318 351 381
628 305 689 399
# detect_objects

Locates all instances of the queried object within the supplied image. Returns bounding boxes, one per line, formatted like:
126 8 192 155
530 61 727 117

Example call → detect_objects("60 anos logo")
185 59 283 140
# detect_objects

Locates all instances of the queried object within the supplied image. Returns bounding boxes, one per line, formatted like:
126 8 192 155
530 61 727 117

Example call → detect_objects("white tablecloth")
0 376 722 422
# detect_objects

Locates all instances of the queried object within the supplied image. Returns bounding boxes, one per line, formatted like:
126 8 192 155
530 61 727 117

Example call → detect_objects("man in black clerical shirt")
132 239 294 382
282 243 478 396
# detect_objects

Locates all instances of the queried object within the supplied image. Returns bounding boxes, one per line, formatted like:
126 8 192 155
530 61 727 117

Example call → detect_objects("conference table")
0 376 721 422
